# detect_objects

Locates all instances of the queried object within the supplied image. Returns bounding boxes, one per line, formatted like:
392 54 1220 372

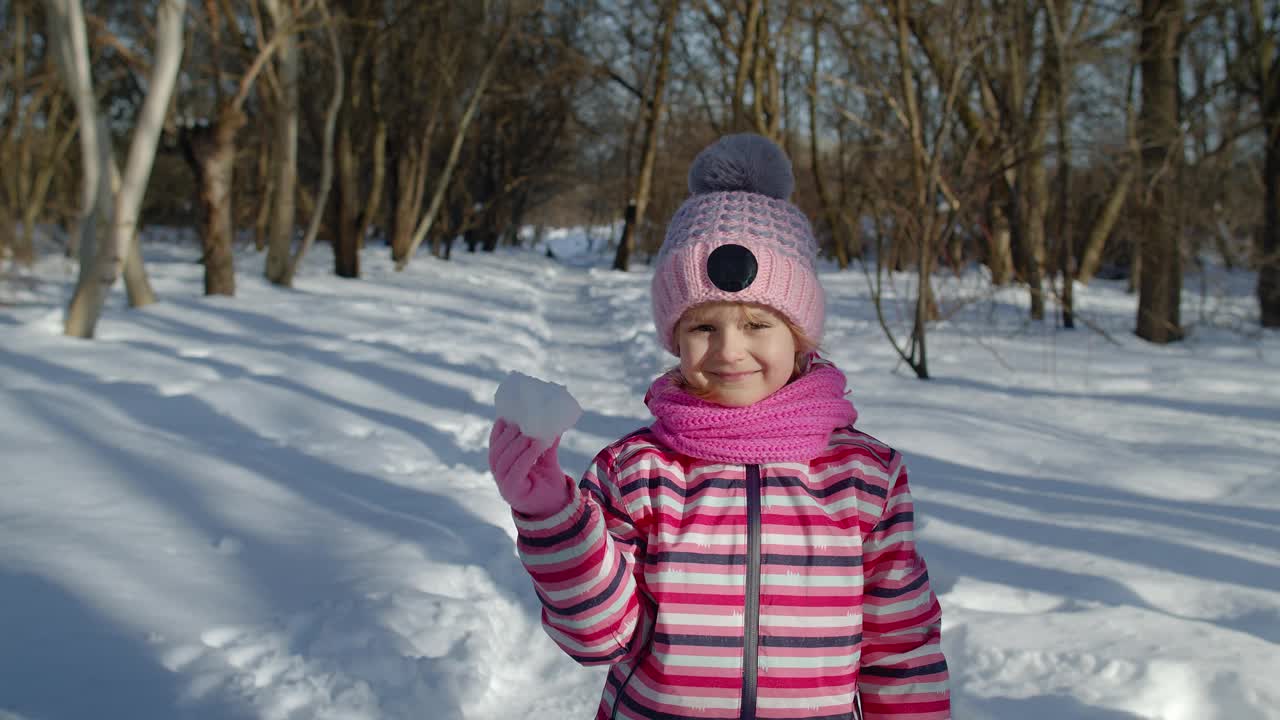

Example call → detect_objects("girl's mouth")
712 371 758 382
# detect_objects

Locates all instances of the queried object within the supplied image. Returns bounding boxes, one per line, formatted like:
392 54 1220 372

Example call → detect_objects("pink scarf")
644 362 859 464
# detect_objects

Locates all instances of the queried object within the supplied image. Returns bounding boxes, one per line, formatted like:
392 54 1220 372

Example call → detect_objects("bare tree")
394 8 517 270
261 0 301 284
47 0 184 338
692 0 795 140
1218 0 1280 326
1 0 78 266
614 0 678 272
326 0 386 278
464 12 585 255
1134 0 1185 343
385 1 451 265
179 0 314 296
806 4 863 270
281 0 343 285
825 0 979 379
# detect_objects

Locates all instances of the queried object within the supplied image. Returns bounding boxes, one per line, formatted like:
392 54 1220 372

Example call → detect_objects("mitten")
487 418 573 517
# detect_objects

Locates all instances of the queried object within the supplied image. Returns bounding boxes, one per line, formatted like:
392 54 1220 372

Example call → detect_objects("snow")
493 371 582 444
1 232 1278 720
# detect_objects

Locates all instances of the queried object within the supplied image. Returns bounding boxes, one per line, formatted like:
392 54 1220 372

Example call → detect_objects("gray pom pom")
687 133 794 200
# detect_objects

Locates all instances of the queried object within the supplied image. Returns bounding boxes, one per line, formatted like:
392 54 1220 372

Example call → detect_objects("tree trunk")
1260 115 1279 327
985 190 1015 285
808 9 848 270
183 107 245 296
1076 166 1134 282
1256 12 1279 327
253 143 274 251
55 0 175 336
282 0 343 286
263 0 299 284
1056 82 1075 330
330 1 367 279
614 0 677 272
397 22 513 270
47 0 114 336
16 207 38 266
1134 0 1184 343
122 232 156 307
12 95 77 266
1021 160 1049 321
389 135 429 264
334 121 360 277
356 120 386 249
732 0 763 132
0 209 12 264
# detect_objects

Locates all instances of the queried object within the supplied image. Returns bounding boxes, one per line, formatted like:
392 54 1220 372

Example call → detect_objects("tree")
179 0 314 296
1219 0 1280 326
1 0 78 267
614 0 678 272
393 7 517 270
280 0 343 286
1134 0 1185 343
1253 1 1280 327
324 0 384 278
807 5 855 270
47 0 184 338
261 0 301 284
825 0 979 379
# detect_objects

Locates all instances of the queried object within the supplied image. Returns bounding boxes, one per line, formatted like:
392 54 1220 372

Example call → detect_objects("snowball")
493 371 582 444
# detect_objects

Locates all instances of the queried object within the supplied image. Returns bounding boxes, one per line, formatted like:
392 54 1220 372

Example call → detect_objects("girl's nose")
713 328 747 362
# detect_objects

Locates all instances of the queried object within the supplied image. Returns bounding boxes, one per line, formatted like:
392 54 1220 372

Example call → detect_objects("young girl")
488 134 950 720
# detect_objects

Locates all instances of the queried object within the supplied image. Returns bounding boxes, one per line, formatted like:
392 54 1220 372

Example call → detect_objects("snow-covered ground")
1 231 1278 720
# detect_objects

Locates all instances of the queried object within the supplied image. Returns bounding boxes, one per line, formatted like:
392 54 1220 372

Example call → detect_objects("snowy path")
1 240 1278 720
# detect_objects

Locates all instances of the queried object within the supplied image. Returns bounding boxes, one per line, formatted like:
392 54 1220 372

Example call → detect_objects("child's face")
676 302 798 407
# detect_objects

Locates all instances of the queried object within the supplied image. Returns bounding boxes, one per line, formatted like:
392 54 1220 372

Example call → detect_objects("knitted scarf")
644 362 858 464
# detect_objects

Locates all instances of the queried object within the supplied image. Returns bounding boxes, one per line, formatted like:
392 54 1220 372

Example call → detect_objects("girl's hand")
487 418 573 517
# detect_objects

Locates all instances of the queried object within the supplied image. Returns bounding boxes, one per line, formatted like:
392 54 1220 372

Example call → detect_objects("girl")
488 134 950 719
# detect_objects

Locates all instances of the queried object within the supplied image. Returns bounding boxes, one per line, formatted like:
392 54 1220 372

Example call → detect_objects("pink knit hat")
652 134 824 355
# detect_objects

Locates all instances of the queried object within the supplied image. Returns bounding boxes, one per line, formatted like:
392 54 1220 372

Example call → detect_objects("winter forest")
1 0 1279 719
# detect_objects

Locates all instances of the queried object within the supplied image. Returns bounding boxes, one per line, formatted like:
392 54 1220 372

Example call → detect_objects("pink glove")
488 418 573 517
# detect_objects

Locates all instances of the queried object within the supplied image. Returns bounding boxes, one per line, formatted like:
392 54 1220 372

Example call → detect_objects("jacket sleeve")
858 458 951 719
511 446 652 666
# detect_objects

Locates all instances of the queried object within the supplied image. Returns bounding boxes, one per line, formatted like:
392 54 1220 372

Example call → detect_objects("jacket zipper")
741 464 762 720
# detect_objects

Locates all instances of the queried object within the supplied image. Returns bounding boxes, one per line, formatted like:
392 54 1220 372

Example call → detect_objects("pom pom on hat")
688 133 794 200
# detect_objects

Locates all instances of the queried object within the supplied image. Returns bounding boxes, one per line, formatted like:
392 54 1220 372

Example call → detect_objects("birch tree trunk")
263 0 300 285
46 0 113 334
53 0 183 337
283 0 342 286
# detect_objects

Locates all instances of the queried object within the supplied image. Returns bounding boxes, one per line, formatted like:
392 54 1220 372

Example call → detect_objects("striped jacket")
513 426 950 720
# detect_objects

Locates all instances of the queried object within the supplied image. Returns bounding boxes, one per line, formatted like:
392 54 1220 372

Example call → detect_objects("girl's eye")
689 324 715 333
747 321 771 331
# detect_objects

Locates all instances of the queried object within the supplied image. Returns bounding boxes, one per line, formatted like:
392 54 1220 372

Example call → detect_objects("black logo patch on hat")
706 244 758 292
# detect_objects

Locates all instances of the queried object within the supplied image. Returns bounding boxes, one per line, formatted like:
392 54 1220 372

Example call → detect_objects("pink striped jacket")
513 425 950 720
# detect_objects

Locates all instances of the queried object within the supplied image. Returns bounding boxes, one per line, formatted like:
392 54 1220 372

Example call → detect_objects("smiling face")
676 302 800 407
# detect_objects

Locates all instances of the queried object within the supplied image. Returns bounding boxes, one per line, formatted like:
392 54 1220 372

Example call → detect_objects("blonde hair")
665 303 821 400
